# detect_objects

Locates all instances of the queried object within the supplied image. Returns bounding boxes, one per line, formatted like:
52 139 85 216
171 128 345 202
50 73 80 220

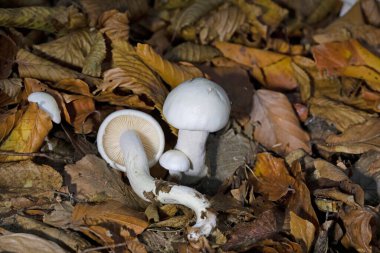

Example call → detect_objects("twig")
80 242 129 253
0 150 73 163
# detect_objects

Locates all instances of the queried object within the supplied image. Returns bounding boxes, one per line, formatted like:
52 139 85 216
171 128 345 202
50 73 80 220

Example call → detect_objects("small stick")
0 150 73 163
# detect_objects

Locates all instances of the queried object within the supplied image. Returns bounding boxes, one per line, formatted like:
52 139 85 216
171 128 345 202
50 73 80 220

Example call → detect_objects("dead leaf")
251 89 311 155
250 153 295 201
0 6 86 33
317 118 380 154
136 43 204 88
0 108 23 143
314 188 359 207
361 0 380 26
0 78 23 106
64 154 148 210
289 211 315 252
339 207 374 253
309 97 375 132
165 42 221 63
0 233 66 253
0 32 17 79
52 79 92 97
313 220 334 253
99 9 129 42
0 103 52 162
312 159 348 182
43 202 74 229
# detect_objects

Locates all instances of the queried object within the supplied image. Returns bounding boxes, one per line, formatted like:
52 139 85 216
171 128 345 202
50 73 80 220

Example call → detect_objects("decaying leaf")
340 207 374 253
0 233 66 253
99 9 129 42
361 0 380 26
0 78 23 106
43 201 74 229
0 6 86 33
309 97 375 132
251 89 311 155
0 108 23 143
318 118 380 154
64 154 148 210
136 43 204 88
312 159 348 182
0 32 17 79
250 153 295 201
0 103 52 162
314 188 359 207
165 42 221 63
289 211 315 252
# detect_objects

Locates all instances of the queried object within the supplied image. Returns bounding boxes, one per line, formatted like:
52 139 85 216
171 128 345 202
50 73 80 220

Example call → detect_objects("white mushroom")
159 149 190 180
28 92 61 124
162 78 230 184
97 109 217 241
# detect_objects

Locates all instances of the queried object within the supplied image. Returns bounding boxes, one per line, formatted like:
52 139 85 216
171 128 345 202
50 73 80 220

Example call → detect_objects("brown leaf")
312 159 348 182
361 0 380 26
0 32 17 79
0 233 66 253
136 43 204 88
0 107 23 143
99 9 129 42
64 154 148 210
309 97 375 132
250 153 295 201
289 211 315 252
251 89 311 155
165 42 221 63
340 207 374 253
314 188 359 207
52 79 92 97
0 78 23 106
317 118 380 154
80 0 129 26
0 103 52 162
94 91 153 109
43 202 74 229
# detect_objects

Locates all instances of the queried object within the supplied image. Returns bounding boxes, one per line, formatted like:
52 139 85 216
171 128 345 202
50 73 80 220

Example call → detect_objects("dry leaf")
312 40 380 92
136 43 204 88
250 153 295 201
0 160 62 200
0 6 86 33
312 159 348 182
317 118 380 154
0 32 17 79
251 89 311 155
80 0 129 26
94 91 153 109
314 188 359 207
0 78 23 106
43 201 74 229
0 233 66 253
289 211 315 252
309 97 375 132
0 108 23 143
215 42 299 90
173 0 224 34
165 42 221 63
361 0 380 26
340 207 374 253
0 103 52 162
64 154 148 210
52 79 92 97
99 9 129 42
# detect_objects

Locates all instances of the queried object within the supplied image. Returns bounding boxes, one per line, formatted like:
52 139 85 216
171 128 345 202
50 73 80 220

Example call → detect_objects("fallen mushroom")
97 109 216 241
28 92 61 124
160 78 231 184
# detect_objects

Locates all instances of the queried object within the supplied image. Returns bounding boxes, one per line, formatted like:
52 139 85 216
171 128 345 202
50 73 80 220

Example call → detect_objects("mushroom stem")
120 130 216 241
175 129 209 184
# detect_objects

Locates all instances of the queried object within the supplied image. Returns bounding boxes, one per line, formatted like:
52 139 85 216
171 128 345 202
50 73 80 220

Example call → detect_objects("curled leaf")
136 43 204 88
99 10 129 42
0 103 52 162
250 89 311 155
165 42 221 63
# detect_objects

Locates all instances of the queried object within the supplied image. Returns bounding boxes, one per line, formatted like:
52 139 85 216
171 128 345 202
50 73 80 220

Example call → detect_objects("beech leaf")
165 42 221 63
99 10 129 42
0 78 23 106
0 108 23 143
250 89 311 155
0 103 52 162
0 234 66 253
289 211 315 252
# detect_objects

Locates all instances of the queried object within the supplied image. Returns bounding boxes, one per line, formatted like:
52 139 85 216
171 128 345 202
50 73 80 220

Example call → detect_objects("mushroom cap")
159 149 190 172
163 78 230 132
97 109 165 171
28 92 61 124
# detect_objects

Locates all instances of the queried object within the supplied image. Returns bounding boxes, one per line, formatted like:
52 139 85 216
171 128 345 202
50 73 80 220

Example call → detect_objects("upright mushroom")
97 109 216 240
160 78 230 184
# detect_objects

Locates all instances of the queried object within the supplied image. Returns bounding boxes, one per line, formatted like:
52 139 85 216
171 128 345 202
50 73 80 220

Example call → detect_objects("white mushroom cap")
97 109 165 172
163 78 230 132
159 149 190 172
28 92 61 124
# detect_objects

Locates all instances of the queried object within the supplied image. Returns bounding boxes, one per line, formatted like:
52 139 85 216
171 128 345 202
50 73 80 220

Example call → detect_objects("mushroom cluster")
97 109 217 241
160 78 231 184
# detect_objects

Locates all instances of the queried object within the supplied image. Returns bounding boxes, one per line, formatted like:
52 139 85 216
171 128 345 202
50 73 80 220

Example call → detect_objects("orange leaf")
62 94 95 134
250 89 311 155
0 103 52 162
251 153 296 201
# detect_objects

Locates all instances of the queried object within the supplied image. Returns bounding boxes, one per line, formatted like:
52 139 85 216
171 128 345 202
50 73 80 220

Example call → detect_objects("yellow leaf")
0 103 52 162
136 43 204 88
0 108 23 143
289 211 315 252
0 6 86 33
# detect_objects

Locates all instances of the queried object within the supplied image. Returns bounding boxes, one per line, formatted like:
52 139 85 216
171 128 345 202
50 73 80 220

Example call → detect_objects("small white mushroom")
28 92 61 124
97 109 217 241
162 78 231 184
159 149 190 180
